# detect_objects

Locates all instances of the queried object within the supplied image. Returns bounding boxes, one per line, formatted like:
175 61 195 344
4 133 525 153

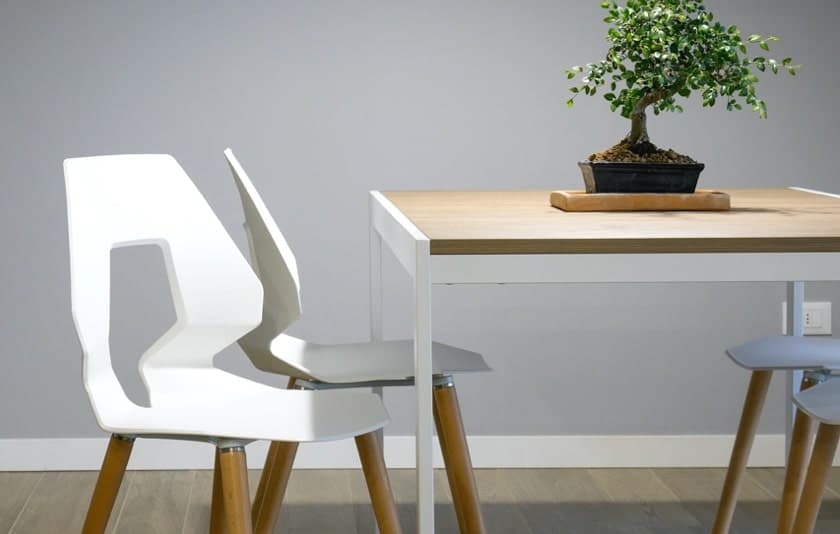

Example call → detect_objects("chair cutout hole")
109 244 177 407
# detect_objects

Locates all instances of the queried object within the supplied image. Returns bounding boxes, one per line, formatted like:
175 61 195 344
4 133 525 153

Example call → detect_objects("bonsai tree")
567 0 799 159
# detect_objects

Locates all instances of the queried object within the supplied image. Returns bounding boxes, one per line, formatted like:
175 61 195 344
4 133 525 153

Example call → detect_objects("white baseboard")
0 434 827 471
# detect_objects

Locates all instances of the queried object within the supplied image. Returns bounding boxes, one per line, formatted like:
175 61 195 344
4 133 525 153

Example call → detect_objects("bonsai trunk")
623 90 666 155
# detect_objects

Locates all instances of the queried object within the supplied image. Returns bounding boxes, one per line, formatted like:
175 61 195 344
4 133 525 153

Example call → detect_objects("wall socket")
781 301 833 335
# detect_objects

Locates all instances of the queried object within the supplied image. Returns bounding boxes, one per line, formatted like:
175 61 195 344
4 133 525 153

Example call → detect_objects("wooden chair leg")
791 423 840 534
251 441 299 534
776 377 819 534
434 382 485 534
218 446 253 534
82 434 134 534
210 448 226 534
251 377 299 534
356 431 403 534
712 369 773 534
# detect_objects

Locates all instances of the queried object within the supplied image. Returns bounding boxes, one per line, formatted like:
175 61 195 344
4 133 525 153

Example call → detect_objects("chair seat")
726 335 840 370
98 369 389 443
267 334 491 383
794 379 840 424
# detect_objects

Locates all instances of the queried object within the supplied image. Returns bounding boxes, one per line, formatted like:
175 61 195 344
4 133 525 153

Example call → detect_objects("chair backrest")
64 154 263 426
223 149 303 372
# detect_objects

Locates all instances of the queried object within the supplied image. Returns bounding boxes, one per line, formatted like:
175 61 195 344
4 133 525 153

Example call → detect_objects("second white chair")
223 148 492 534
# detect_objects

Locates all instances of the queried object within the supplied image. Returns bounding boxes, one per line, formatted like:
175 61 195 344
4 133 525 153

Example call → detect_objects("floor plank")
8 467 840 533
655 468 779 533
0 473 42 533
112 470 194 533
10 471 130 534
589 468 700 531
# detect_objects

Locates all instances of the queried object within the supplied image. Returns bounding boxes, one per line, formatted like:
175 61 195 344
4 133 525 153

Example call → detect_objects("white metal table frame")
368 187 840 534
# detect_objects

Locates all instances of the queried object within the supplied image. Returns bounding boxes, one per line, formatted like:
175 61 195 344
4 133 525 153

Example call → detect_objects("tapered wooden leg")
219 447 253 534
251 377 299 534
251 441 299 534
776 377 818 534
434 383 485 534
791 423 840 534
356 431 403 534
210 448 226 534
82 434 134 534
712 369 773 534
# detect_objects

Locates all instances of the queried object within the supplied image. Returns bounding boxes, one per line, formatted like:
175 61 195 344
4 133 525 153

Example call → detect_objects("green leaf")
567 1 798 122
566 99 574 108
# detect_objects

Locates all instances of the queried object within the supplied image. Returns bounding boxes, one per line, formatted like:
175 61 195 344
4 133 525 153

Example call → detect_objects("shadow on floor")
194 499 840 534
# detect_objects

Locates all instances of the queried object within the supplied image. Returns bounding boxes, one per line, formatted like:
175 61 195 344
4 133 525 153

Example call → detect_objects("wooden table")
368 187 840 534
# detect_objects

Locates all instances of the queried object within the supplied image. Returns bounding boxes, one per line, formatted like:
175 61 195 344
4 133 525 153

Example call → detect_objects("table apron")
430 252 840 285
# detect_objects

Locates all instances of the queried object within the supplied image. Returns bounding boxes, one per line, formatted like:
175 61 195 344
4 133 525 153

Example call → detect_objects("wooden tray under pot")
550 190 731 212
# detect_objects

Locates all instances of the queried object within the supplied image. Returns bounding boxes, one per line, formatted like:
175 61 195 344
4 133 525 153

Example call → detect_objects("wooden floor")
2 468 840 533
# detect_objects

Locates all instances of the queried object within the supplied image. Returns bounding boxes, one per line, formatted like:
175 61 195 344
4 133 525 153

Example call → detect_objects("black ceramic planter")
578 161 705 194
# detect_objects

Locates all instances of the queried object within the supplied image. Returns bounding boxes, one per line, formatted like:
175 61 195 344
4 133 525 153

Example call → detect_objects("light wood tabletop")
383 188 840 255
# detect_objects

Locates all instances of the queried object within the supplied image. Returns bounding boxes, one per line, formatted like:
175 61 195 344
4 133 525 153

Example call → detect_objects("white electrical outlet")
781 301 833 335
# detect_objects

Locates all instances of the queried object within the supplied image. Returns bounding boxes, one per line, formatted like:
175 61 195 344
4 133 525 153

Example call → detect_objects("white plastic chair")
64 154 402 534
223 148 491 534
713 335 840 534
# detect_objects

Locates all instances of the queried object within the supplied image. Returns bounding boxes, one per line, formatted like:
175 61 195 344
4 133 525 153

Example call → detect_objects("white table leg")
370 219 385 534
414 240 434 534
370 223 385 420
785 281 805 462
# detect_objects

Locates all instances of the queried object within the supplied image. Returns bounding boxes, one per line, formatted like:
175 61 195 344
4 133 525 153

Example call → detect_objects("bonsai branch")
624 89 669 154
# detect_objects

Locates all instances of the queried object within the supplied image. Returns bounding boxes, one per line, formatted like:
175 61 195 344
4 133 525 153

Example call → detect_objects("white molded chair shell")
64 154 388 442
223 149 302 376
726 335 840 371
223 148 490 383
794 379 840 425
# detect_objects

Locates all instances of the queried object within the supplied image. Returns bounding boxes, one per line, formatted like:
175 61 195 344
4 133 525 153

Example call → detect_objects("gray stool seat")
794 379 840 424
726 335 840 371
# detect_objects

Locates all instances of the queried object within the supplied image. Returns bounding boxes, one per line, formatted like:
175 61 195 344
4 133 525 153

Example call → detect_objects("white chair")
223 148 492 534
788 378 840 533
64 154 403 534
713 335 840 534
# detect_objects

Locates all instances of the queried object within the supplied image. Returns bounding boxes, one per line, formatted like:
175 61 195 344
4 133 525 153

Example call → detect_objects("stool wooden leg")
210 448 226 534
219 447 253 534
356 431 403 534
82 434 134 534
252 441 299 534
791 423 840 534
712 369 773 534
776 377 818 534
434 383 485 534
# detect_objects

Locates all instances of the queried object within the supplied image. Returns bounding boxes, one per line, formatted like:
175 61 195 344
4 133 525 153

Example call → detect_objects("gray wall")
1 0 839 439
